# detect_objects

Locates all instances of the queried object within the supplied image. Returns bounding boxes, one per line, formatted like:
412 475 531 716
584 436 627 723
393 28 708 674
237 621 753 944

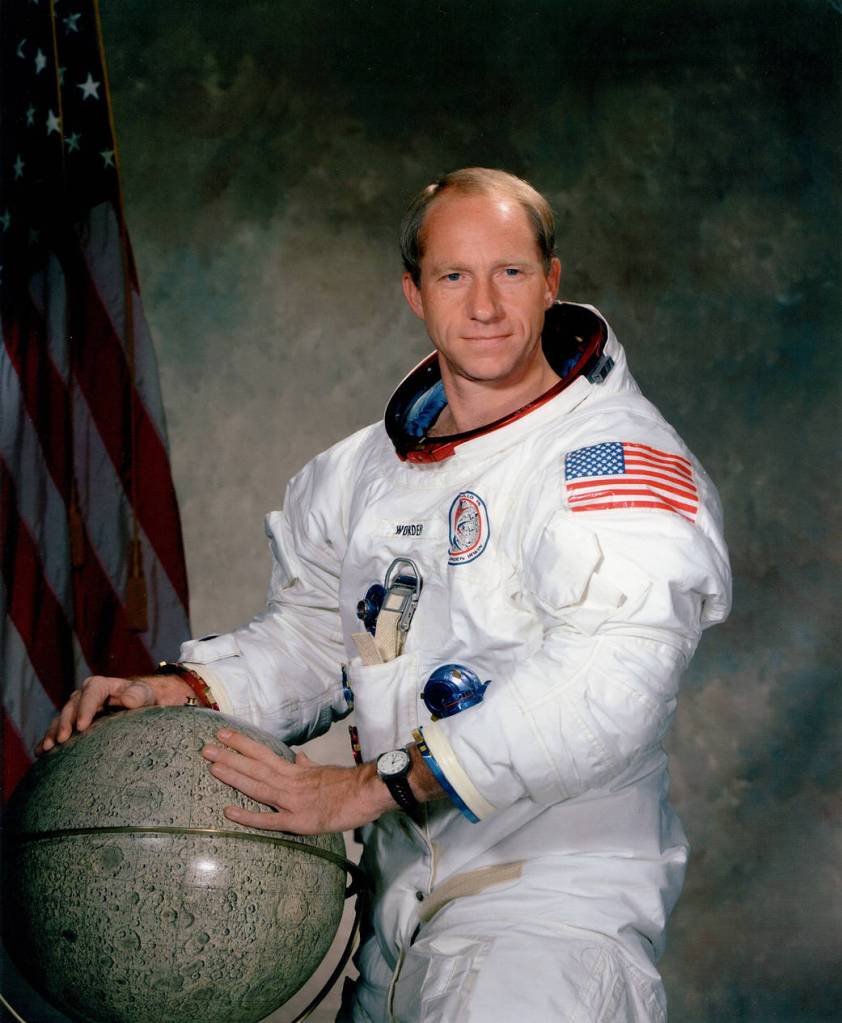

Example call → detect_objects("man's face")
402 191 561 391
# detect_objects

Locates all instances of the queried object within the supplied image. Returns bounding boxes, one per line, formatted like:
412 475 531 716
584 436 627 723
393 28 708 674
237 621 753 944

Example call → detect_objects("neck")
434 354 561 435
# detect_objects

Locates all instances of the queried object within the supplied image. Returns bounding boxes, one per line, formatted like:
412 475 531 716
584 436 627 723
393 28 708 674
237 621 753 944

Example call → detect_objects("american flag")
564 441 699 521
1 0 190 798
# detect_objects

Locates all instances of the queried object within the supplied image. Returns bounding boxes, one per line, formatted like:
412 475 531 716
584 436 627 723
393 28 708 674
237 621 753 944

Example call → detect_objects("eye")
444 272 462 282
503 267 521 277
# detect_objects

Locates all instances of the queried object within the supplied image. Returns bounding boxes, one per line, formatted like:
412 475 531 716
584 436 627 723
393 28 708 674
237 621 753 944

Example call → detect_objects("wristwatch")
376 748 420 818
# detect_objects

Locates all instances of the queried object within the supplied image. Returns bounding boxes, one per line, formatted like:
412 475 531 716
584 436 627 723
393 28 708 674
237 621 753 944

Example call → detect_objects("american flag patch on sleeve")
564 441 699 521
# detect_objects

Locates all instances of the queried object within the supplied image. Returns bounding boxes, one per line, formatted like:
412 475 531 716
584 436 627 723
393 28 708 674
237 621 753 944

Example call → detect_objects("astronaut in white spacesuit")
41 168 731 1022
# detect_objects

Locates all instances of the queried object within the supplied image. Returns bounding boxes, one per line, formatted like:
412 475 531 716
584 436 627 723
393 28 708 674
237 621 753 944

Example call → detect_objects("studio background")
90 1 842 1020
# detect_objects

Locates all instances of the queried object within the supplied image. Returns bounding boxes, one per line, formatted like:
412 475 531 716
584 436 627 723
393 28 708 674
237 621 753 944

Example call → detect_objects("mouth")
462 333 511 343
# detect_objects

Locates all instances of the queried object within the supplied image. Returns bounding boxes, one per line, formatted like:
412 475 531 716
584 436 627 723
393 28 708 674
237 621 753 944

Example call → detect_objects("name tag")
371 517 446 540
394 523 425 537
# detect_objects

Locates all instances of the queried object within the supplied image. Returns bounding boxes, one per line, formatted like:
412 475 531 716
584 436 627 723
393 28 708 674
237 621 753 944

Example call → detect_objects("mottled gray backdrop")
102 0 840 1019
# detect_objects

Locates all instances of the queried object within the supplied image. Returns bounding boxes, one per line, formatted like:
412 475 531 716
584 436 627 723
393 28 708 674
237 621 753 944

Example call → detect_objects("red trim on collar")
401 334 606 463
401 374 574 463
406 442 456 463
389 303 609 463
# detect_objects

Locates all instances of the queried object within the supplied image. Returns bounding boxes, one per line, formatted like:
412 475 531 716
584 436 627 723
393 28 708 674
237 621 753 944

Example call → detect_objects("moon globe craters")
3 706 346 1023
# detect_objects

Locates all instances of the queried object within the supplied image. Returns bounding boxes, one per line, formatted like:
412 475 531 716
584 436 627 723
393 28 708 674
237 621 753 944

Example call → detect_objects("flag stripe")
567 475 698 501
72 381 190 658
624 441 692 471
67 249 189 606
2 325 187 673
3 311 73 502
624 455 693 482
82 203 169 441
0 355 75 621
2 708 33 798
569 499 695 520
575 463 696 491
567 487 698 514
1 300 150 673
0 598 70 754
11 247 187 613
2 443 155 694
625 451 689 468
70 504 158 677
1 459 76 707
29 254 71 382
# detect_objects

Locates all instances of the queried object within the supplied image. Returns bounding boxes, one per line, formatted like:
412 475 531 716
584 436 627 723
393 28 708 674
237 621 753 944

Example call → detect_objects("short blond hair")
400 167 556 285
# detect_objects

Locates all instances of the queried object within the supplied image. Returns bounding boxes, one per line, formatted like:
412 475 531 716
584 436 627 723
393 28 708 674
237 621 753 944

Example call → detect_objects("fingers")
75 677 118 732
109 679 157 711
37 702 74 753
222 805 296 832
54 690 84 745
202 731 313 824
37 675 155 753
202 734 295 809
203 748 274 793
36 725 55 755
204 756 283 810
201 731 366 835
77 675 155 730
213 728 289 769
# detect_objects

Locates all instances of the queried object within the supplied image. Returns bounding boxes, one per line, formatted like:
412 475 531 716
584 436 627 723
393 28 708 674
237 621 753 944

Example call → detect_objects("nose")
467 276 503 323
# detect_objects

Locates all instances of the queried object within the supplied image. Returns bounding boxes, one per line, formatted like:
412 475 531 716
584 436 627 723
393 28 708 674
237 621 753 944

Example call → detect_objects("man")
40 168 731 1021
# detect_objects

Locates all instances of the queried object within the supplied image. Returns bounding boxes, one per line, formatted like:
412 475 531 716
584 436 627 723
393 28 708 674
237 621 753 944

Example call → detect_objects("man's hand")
37 674 193 754
202 729 399 835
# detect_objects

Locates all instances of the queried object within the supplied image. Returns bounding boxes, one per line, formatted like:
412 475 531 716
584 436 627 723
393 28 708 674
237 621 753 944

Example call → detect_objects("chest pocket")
345 651 423 762
441 541 539 666
446 542 519 595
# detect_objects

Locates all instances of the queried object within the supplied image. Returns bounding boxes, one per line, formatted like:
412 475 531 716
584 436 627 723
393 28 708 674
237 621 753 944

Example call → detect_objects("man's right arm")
171 432 377 743
174 498 350 744
37 672 194 752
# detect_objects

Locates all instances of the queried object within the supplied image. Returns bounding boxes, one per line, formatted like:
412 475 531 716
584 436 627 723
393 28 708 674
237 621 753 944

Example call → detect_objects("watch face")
378 749 410 777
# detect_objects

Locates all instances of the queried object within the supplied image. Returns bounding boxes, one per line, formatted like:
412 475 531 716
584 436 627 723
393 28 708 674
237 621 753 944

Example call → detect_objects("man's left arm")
414 497 732 821
200 726 443 835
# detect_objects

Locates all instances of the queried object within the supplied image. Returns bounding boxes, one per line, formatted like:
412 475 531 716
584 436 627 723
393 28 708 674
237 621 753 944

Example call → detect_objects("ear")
544 257 562 308
402 272 426 320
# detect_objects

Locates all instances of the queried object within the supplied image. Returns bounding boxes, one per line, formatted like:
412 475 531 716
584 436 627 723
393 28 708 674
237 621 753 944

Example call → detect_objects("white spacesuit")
180 303 731 1022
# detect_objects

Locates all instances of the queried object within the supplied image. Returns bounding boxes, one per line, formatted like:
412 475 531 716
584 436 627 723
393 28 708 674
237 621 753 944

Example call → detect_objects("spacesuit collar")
385 302 612 463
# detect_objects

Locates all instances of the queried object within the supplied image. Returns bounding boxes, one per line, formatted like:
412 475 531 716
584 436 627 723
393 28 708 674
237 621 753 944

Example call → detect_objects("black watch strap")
384 772 419 816
377 750 421 818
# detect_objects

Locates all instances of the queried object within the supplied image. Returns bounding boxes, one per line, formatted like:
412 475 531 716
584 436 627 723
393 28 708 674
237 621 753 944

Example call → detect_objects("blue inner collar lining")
404 379 448 438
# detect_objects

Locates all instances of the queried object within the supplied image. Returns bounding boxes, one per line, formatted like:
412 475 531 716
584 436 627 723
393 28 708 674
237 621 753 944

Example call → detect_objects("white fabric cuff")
417 720 496 821
432 676 568 809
